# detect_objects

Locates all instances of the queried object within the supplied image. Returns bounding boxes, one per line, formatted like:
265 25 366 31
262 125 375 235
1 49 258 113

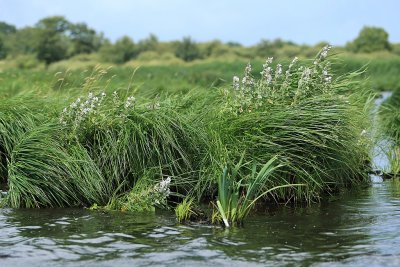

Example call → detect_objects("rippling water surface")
1 180 400 267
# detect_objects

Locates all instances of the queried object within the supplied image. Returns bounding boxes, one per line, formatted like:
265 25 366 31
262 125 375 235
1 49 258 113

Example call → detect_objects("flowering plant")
227 45 334 114
117 176 172 212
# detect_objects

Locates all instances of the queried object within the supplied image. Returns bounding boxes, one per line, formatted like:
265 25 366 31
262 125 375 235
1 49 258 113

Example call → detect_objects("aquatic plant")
212 156 303 227
175 197 196 223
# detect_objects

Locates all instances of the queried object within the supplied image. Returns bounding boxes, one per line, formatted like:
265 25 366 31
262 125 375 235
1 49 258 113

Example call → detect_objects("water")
1 183 400 267
1 92 399 266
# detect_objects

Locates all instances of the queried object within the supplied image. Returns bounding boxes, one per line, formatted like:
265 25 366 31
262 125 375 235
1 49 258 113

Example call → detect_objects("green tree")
137 34 159 53
256 38 293 58
0 36 6 59
0 21 17 59
99 36 137 64
69 23 104 55
175 37 201 62
0 21 16 35
37 31 69 64
202 40 223 58
347 26 391 53
35 16 71 64
35 16 70 33
6 27 41 55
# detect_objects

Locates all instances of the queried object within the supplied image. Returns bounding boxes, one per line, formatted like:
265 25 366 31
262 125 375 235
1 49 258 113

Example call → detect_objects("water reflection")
1 179 400 266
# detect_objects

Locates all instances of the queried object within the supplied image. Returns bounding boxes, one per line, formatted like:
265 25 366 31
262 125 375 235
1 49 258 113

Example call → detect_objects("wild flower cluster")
60 91 106 127
152 176 172 206
118 176 172 212
60 91 137 128
229 45 334 113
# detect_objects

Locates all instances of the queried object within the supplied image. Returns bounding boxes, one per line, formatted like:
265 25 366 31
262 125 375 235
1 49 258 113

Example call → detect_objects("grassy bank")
0 48 373 225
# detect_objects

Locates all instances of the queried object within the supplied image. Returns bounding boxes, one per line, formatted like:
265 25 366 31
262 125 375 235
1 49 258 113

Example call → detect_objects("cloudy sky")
0 0 398 45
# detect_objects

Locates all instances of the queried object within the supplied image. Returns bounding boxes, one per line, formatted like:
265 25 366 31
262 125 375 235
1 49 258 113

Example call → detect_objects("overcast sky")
0 0 398 46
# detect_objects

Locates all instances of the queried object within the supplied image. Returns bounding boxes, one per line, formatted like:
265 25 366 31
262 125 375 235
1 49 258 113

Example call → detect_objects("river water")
1 181 400 267
1 93 399 267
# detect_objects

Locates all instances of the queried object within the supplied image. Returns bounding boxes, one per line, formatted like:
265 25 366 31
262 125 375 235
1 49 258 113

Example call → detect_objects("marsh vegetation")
1 17 400 227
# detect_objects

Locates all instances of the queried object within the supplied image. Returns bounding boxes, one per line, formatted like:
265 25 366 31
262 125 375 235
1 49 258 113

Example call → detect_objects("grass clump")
380 91 400 144
175 197 197 223
386 148 400 176
379 91 400 176
215 46 372 202
212 156 303 227
0 105 106 207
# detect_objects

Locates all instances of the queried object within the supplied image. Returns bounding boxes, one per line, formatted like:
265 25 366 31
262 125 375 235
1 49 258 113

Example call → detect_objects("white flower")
160 176 171 188
242 63 254 88
154 176 172 197
302 68 312 79
319 45 332 60
82 108 91 114
88 92 94 99
361 129 367 136
233 76 240 90
124 96 136 108
244 62 252 75
261 63 273 85
276 64 282 77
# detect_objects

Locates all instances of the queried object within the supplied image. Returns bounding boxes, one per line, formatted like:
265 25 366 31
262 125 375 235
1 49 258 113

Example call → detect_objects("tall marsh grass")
380 91 400 144
212 47 372 201
379 91 400 176
0 47 373 222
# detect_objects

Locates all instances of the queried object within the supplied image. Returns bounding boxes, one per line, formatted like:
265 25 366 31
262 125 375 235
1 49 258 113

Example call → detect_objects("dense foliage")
346 26 391 53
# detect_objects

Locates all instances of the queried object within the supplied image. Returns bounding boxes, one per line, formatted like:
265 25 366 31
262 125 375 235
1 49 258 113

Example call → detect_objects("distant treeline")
0 16 399 65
